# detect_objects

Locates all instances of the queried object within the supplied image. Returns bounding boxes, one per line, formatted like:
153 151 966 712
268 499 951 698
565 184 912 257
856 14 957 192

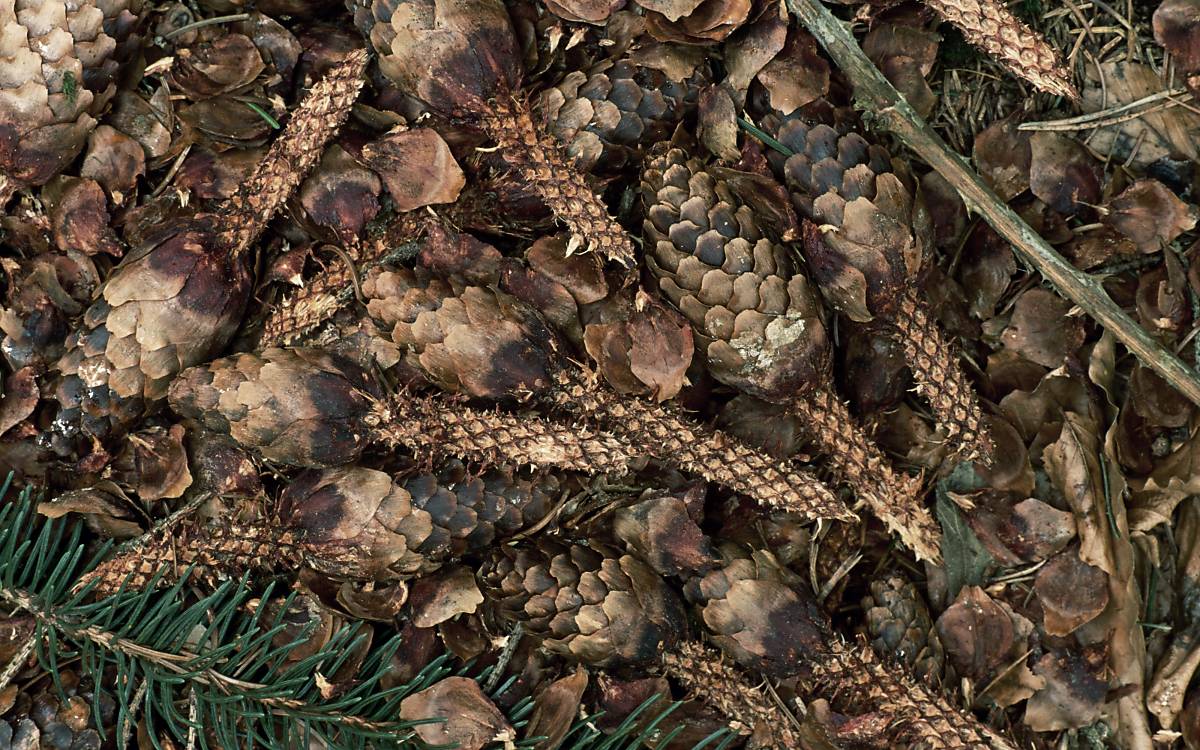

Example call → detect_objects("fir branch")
0 477 692 749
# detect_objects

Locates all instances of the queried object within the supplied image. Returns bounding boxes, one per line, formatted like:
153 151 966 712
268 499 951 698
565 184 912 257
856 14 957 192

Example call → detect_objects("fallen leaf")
524 668 588 749
698 84 739 161
1024 649 1108 731
723 6 787 94
299 145 381 240
46 177 122 257
0 368 38 438
408 565 484 627
1082 61 1200 169
1103 180 1198 252
544 0 623 23
80 125 146 205
935 465 995 599
361 128 465 212
1033 547 1109 636
1155 0 1200 72
399 677 514 750
614 492 719 578
755 29 829 114
112 425 194 502
1000 288 1085 367
37 481 142 539
935 585 1014 681
972 115 1032 201
626 292 694 401
1028 132 1101 215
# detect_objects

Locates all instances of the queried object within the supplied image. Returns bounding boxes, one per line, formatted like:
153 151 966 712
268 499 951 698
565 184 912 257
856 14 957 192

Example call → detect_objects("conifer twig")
784 0 1200 408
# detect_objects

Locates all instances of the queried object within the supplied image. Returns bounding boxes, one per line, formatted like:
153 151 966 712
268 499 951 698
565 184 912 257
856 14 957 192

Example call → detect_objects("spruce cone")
49 50 367 452
168 347 379 468
862 575 946 686
168 346 635 474
641 146 937 559
922 0 1077 99
682 544 827 677
810 638 1016 750
77 522 304 596
662 641 811 748
481 540 687 667
0 0 142 199
81 461 560 594
363 267 848 520
539 56 703 173
350 0 634 266
764 114 993 465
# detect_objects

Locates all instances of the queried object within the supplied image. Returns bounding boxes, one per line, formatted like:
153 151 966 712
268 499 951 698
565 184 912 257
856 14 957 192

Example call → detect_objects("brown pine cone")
682 544 827 677
49 51 367 453
351 0 634 266
480 540 687 667
170 346 637 474
0 0 142 199
539 56 704 173
77 521 304 595
81 461 561 594
922 0 1076 99
168 347 378 468
363 268 848 520
641 146 829 402
809 637 1016 750
642 146 937 559
662 641 813 748
862 575 946 686
763 113 993 465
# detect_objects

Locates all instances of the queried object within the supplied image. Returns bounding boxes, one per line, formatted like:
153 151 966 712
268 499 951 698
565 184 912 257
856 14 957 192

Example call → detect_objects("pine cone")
80 461 561 594
539 56 704 173
641 146 829 402
168 347 379 468
0 0 142 198
363 268 848 521
764 114 993 465
641 146 937 560
170 346 637 474
351 0 634 266
862 575 946 686
481 540 688 667
922 0 1077 99
662 641 811 748
682 544 827 677
49 50 367 452
810 637 1016 750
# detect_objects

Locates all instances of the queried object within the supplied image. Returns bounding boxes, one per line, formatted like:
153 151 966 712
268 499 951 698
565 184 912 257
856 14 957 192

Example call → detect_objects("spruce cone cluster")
1 0 1117 744
0 0 142 199
641 145 940 561
763 113 994 465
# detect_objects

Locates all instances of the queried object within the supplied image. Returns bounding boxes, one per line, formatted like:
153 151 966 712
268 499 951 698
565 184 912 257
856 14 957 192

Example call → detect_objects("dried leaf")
361 128 465 211
935 465 995 599
37 482 142 539
1082 61 1200 169
544 0 623 23
1024 650 1108 731
169 34 266 98
755 29 829 115
113 425 194 502
1103 179 1198 253
935 585 1014 681
299 145 382 240
47 178 122 257
1033 547 1109 636
80 125 146 206
1028 132 1102 215
525 668 588 749
723 7 787 94
1155 0 1200 72
409 565 484 627
399 677 514 750
614 492 719 578
0 368 38 438
972 115 1032 201
626 292 694 401
698 85 739 161
1000 288 1085 367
